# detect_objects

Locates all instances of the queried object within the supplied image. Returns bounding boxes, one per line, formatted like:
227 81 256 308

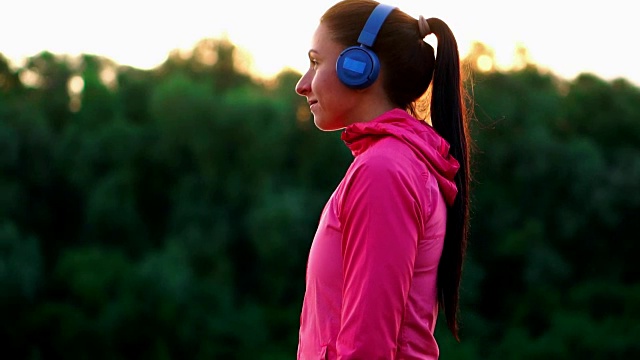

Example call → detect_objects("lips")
308 99 318 112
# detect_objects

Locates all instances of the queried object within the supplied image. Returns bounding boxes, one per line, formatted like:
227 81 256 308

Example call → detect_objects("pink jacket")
297 109 460 359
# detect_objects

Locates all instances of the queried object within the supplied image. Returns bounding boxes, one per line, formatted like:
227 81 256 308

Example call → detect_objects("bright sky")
2 0 637 86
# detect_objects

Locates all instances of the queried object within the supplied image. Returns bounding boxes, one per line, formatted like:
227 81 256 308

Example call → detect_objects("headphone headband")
357 4 395 47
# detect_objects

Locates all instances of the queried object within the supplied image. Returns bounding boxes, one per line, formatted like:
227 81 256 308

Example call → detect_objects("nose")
295 70 311 96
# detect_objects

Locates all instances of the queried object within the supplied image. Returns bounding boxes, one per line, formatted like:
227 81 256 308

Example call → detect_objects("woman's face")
295 23 362 131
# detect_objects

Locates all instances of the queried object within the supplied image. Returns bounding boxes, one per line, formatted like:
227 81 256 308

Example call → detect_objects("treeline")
0 38 638 359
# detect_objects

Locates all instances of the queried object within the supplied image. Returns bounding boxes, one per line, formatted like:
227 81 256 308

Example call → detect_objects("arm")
337 157 421 359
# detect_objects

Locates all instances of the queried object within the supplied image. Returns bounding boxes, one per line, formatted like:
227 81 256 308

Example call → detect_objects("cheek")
313 69 342 100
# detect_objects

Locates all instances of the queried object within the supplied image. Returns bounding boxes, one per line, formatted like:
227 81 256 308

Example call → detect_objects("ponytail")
427 17 471 342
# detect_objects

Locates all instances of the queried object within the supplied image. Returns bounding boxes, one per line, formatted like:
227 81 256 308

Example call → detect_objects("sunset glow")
2 0 637 85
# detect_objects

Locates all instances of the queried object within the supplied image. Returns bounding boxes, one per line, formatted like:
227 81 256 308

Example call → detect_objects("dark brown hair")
321 0 471 341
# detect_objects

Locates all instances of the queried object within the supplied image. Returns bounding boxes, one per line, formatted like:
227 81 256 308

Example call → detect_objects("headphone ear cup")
336 46 380 89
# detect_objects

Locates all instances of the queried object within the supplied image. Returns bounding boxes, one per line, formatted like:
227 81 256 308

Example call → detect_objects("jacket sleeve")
336 156 422 359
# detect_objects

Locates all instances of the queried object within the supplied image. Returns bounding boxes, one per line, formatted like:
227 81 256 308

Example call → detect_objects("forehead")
311 23 342 57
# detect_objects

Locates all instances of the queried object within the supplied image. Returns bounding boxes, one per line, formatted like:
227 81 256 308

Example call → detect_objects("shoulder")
353 136 419 176
341 138 424 198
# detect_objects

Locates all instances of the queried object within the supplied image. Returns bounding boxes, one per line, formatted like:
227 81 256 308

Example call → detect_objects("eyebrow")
308 49 318 57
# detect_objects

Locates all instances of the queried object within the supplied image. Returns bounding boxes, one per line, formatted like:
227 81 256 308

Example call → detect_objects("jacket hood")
341 108 460 206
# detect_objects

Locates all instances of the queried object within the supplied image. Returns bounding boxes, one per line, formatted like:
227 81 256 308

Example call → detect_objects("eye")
309 58 318 70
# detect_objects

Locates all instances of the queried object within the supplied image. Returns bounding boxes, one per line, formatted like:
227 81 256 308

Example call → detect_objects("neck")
344 85 397 126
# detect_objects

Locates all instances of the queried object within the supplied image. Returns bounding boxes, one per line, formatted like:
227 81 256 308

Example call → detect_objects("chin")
313 117 343 132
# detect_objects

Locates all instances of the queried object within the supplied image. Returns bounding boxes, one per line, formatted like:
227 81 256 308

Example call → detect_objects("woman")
295 0 472 358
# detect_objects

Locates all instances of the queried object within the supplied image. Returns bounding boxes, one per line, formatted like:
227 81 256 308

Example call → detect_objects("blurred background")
1 0 639 359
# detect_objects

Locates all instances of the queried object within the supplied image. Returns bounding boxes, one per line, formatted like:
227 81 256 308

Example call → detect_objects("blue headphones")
336 3 396 89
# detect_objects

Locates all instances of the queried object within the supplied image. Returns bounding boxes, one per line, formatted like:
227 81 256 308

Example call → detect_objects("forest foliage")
1 38 639 359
